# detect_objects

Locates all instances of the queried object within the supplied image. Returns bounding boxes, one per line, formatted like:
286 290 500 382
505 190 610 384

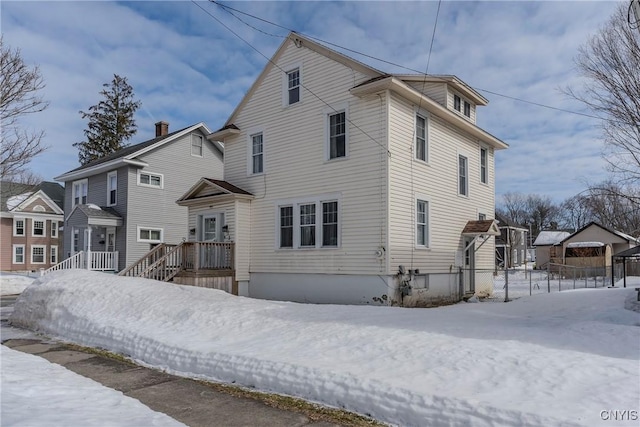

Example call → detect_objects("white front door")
202 215 219 242
200 214 224 268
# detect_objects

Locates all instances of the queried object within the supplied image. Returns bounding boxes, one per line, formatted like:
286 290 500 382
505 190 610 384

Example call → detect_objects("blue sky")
2 1 620 203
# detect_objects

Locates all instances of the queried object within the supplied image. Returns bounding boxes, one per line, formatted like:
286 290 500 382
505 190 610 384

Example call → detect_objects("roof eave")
351 77 508 150
208 127 241 141
55 158 148 182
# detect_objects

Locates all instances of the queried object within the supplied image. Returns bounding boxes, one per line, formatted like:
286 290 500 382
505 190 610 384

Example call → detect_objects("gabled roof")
55 123 219 182
177 177 253 205
559 221 640 246
1 181 64 212
394 74 489 105
67 204 123 227
533 231 571 246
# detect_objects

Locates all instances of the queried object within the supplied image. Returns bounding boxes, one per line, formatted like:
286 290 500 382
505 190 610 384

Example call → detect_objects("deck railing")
119 242 234 282
182 242 234 270
41 251 119 276
119 244 177 277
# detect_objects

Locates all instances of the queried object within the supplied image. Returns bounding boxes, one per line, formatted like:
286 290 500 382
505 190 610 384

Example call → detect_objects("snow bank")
1 273 36 295
1 346 184 426
10 271 640 427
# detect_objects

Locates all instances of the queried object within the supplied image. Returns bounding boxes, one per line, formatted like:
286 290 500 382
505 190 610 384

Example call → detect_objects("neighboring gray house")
495 212 528 268
54 122 223 272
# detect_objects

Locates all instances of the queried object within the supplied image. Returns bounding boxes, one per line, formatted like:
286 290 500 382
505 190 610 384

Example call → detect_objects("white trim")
137 170 164 189
415 195 431 249
50 245 58 264
72 179 88 207
51 220 58 238
137 226 164 243
33 205 45 212
32 219 46 237
479 145 488 185
324 102 349 161
457 152 469 197
13 217 25 237
107 170 118 206
12 189 64 215
414 107 430 164
275 193 342 250
12 244 25 264
31 245 47 264
191 133 204 157
282 62 303 107
247 127 265 176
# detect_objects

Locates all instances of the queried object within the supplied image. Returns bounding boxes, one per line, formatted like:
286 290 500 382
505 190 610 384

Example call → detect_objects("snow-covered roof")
6 192 32 211
533 231 571 246
566 241 605 248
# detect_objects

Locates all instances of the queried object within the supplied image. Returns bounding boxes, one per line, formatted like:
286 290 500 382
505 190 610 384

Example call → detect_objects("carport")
611 245 640 287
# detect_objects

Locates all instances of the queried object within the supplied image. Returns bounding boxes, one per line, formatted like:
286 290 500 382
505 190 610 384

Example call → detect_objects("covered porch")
48 204 123 275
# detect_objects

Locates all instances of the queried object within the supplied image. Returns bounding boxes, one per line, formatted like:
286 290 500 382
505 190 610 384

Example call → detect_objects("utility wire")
193 0 391 156
209 0 608 123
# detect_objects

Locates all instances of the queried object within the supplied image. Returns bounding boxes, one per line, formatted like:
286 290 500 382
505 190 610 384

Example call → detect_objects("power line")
192 0 391 156
209 0 608 123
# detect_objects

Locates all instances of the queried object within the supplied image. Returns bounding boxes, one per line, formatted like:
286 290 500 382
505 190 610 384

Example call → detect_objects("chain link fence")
480 263 622 302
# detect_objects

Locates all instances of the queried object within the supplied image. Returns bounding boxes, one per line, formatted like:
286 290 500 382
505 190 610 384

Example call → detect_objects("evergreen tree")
73 74 141 165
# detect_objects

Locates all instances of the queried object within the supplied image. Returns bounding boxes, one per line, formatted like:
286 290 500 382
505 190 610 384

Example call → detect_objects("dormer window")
454 95 461 112
464 101 471 118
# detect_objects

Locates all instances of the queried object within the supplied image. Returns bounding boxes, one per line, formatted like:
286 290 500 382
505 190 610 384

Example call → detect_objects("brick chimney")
155 121 169 137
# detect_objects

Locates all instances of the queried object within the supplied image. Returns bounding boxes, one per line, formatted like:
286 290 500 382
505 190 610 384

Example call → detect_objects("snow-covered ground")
1 272 37 296
1 346 185 427
9 270 640 427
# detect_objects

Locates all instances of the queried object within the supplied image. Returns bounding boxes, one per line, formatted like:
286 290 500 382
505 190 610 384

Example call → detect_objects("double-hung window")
107 171 117 206
416 200 429 247
31 245 45 264
14 219 25 236
51 221 58 238
464 101 471 117
277 197 340 249
415 114 427 162
279 206 293 248
287 68 300 105
458 154 468 196
191 134 203 157
251 133 264 174
73 179 88 206
328 111 346 160
299 203 316 247
480 147 488 184
13 245 24 264
50 246 58 264
33 220 45 237
138 171 163 188
322 201 338 247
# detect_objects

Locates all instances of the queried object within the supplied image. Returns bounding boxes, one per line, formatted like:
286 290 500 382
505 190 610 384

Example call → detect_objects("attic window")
191 134 203 157
454 95 461 111
464 101 471 117
287 68 300 105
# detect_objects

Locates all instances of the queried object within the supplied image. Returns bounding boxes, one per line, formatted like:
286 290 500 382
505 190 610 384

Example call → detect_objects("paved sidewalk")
3 337 344 427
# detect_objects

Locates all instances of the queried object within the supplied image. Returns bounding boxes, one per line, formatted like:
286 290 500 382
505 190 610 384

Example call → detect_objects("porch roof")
69 204 123 227
177 178 253 205
461 219 500 236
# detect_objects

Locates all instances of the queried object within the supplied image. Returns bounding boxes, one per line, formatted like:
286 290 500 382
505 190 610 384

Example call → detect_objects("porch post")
86 227 92 270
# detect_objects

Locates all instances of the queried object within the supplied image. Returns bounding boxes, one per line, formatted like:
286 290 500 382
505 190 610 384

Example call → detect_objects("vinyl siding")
405 82 447 107
387 92 494 274
224 41 389 275
126 130 223 266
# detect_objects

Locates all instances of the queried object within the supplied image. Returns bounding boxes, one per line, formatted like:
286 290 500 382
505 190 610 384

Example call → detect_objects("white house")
178 33 507 306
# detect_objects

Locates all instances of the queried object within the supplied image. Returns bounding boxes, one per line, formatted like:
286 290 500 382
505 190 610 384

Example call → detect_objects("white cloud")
1 0 620 204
